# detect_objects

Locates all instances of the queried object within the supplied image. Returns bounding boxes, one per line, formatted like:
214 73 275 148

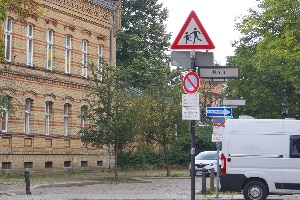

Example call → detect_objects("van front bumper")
220 174 247 192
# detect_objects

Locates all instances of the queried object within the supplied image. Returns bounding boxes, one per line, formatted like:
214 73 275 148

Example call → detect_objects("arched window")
26 23 34 66
46 29 54 70
82 40 88 78
63 103 71 136
65 35 72 74
45 101 52 135
25 99 32 134
4 17 13 62
97 44 103 81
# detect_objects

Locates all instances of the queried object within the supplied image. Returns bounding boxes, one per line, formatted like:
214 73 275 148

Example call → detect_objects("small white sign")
212 134 223 142
212 126 225 142
182 106 200 120
182 93 199 107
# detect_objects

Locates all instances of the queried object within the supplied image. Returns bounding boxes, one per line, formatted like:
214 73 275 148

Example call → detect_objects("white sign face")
182 106 200 120
212 126 225 142
212 134 223 142
182 93 199 107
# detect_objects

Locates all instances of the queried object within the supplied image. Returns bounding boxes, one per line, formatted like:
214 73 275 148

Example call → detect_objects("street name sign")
198 66 239 79
206 107 232 117
171 10 215 50
222 99 246 106
171 51 213 67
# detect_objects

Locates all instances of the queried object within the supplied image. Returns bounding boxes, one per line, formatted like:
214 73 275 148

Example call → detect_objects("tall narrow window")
4 17 12 62
45 102 51 135
26 24 34 66
82 40 88 78
80 106 87 129
65 35 72 74
2 106 8 133
46 29 53 70
64 104 70 136
25 99 31 135
97 44 103 81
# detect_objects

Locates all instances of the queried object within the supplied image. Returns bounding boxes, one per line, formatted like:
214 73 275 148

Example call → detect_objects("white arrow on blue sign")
206 107 232 117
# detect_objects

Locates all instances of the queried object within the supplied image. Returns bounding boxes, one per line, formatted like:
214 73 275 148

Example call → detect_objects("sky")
159 0 259 65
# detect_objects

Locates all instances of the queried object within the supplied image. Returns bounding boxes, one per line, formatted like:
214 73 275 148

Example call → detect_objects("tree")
117 0 171 90
0 0 41 22
78 63 140 180
135 66 189 176
224 0 300 118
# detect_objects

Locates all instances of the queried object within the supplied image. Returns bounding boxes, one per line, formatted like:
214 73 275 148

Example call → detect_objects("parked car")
189 151 221 176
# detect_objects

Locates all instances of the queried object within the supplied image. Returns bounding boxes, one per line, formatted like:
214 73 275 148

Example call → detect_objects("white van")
220 119 300 200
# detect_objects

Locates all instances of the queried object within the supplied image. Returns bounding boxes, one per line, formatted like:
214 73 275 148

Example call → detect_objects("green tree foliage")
134 66 189 176
78 63 140 180
0 0 41 23
117 0 171 90
225 0 300 118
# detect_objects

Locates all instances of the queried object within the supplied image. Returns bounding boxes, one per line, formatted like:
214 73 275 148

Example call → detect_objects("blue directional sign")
206 107 232 117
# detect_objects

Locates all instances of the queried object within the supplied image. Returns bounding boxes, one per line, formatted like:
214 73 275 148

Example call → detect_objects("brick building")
0 0 121 172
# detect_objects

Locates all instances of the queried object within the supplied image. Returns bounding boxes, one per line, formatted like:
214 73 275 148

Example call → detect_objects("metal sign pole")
190 50 196 200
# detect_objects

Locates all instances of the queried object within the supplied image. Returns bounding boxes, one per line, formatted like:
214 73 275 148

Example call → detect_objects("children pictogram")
190 28 202 44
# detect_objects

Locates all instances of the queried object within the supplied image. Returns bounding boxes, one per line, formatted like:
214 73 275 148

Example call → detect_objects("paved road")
1 177 300 200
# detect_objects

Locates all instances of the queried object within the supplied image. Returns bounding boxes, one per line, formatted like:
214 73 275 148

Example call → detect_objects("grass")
0 168 189 184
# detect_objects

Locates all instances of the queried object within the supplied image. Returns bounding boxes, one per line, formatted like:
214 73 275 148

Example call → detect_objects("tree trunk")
114 140 119 180
163 144 170 177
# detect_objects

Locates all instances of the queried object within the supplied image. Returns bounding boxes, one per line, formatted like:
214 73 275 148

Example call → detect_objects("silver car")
190 151 221 176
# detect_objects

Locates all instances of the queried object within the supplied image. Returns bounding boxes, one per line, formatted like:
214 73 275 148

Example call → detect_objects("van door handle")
227 158 231 162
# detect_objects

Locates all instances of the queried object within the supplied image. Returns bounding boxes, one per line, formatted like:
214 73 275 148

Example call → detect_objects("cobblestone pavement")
1 176 300 200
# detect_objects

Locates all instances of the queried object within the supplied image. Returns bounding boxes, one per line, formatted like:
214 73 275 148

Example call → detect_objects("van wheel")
243 180 268 200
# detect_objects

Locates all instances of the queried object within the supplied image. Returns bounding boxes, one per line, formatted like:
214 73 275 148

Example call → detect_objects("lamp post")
281 99 289 119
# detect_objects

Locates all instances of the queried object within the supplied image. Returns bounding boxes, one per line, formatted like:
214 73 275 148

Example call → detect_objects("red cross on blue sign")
182 72 200 94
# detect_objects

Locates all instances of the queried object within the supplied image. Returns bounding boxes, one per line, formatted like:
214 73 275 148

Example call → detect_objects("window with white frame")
80 106 88 129
82 40 88 78
26 24 34 66
2 106 8 133
46 29 53 70
65 35 72 74
45 101 51 135
64 104 70 136
97 44 103 81
25 99 31 135
4 17 12 62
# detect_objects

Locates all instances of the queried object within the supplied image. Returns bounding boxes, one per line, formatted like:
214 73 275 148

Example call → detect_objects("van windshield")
196 151 218 160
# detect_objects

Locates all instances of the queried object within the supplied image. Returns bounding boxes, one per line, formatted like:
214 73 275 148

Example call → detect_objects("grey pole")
190 50 196 200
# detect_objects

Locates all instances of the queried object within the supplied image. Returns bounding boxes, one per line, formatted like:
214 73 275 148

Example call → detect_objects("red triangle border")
171 10 215 50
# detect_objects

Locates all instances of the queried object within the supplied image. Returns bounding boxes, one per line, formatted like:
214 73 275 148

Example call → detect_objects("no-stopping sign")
182 72 200 94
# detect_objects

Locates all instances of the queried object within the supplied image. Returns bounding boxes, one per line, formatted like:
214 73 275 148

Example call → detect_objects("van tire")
243 180 268 200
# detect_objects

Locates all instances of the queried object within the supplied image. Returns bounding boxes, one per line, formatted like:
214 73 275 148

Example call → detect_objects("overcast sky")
159 0 259 65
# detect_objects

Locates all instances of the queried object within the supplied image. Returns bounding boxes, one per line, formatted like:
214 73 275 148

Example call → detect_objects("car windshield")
195 151 218 160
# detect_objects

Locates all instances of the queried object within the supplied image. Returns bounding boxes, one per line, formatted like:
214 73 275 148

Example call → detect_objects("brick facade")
0 0 120 172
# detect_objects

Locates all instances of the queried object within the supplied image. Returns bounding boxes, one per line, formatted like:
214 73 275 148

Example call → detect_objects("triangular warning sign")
171 10 215 50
